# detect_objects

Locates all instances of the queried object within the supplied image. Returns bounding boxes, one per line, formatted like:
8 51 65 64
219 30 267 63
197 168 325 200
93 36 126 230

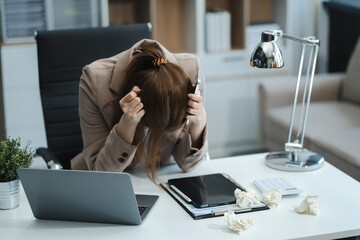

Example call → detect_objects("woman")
71 39 208 180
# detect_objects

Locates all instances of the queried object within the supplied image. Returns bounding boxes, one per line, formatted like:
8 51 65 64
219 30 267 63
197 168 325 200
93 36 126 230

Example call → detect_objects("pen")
170 185 192 203
186 68 202 126
223 173 247 191
211 206 252 216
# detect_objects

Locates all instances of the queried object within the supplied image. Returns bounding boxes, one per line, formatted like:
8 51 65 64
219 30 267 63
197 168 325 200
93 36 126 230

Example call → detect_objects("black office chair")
35 23 152 169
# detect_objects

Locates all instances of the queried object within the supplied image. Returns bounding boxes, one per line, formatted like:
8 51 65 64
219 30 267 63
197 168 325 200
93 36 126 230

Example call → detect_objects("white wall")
0 54 4 138
1 44 47 148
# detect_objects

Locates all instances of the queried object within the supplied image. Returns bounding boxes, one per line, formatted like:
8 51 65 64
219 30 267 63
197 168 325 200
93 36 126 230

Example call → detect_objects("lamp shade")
250 41 284 68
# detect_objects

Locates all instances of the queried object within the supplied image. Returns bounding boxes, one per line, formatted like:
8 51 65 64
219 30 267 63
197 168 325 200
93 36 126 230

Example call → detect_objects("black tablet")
168 173 244 208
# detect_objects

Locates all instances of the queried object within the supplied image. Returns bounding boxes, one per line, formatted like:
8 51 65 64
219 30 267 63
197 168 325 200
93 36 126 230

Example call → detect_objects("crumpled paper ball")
224 210 254 233
295 195 319 215
234 188 260 207
262 189 282 207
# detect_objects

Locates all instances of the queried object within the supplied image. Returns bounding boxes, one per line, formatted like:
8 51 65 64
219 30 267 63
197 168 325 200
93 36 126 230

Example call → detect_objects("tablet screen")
168 173 243 208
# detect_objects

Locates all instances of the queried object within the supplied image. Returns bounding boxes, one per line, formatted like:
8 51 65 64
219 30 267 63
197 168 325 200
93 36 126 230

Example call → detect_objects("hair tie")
153 58 167 67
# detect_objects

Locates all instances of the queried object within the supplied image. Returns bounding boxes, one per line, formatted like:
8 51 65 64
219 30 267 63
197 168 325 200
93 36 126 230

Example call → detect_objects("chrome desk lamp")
250 30 324 172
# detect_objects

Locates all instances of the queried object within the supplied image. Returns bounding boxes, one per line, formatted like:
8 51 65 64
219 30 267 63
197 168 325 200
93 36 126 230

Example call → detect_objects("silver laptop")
17 168 158 225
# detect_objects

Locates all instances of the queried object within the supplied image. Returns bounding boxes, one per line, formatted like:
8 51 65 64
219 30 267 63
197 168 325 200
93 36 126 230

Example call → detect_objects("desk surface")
1 153 360 240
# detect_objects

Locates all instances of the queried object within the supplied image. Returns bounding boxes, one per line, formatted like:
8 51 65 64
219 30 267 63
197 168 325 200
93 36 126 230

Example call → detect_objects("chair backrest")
35 23 151 169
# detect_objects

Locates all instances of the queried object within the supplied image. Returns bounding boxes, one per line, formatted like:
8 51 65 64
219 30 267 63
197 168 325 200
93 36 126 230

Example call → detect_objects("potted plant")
0 136 33 210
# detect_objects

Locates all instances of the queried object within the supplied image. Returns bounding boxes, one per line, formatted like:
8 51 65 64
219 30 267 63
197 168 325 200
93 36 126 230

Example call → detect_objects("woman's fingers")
187 107 200 115
186 93 205 124
130 102 144 115
120 96 140 113
188 93 202 102
119 86 144 123
128 97 141 109
120 86 141 105
137 109 145 119
187 93 203 108
188 100 199 109
132 86 142 94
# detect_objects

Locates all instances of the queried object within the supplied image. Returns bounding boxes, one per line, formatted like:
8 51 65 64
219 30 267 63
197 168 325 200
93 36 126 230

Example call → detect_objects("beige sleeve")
71 65 137 171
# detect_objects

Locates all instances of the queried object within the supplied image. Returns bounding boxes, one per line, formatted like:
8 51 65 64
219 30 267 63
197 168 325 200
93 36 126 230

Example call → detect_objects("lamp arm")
287 44 306 145
282 33 320 46
300 45 319 145
285 44 319 152
297 46 315 141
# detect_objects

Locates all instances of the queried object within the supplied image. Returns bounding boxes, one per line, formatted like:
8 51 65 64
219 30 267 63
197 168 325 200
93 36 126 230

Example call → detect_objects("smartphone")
186 69 202 125
193 69 202 94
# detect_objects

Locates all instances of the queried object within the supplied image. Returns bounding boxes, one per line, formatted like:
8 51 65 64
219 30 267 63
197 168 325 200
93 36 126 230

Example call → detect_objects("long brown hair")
119 44 193 180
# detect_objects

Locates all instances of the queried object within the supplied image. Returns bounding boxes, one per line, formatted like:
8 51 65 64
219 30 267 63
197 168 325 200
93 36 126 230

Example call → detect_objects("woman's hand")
116 86 145 144
119 86 145 124
187 92 207 147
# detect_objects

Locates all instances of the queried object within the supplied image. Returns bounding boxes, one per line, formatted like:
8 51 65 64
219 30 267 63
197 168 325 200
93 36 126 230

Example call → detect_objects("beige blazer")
71 39 208 172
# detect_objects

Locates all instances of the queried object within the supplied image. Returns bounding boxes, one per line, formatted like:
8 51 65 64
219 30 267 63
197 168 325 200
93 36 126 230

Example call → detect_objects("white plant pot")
0 179 20 210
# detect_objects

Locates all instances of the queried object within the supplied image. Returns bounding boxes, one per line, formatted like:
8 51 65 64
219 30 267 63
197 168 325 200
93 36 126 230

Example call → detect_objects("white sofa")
259 38 360 181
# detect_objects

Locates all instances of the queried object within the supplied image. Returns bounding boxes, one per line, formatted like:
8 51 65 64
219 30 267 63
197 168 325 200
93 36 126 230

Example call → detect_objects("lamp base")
265 150 324 172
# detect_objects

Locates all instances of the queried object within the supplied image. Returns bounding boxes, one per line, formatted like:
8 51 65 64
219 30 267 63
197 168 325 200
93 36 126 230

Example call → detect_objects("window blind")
0 0 100 43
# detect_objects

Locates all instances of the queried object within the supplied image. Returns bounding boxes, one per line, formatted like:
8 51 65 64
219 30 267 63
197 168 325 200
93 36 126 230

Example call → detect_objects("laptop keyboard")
138 205 147 216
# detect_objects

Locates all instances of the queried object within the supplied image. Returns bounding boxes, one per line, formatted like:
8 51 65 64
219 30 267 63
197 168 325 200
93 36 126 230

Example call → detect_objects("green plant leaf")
0 137 34 182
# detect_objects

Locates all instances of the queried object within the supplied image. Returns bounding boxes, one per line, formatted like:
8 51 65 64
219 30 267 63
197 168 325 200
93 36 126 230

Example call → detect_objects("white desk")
1 153 360 240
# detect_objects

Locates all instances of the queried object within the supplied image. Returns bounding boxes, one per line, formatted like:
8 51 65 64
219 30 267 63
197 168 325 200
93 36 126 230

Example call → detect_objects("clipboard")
160 173 269 220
